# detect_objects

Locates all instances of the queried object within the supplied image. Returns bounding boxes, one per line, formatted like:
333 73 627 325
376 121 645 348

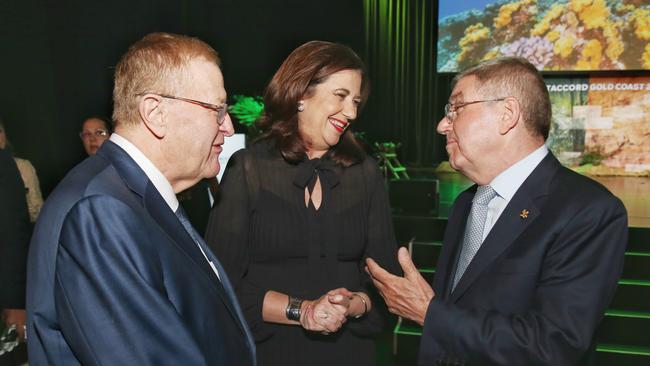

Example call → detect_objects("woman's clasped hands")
299 288 367 335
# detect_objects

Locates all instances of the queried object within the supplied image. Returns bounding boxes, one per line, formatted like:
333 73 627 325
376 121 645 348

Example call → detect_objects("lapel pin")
520 209 529 219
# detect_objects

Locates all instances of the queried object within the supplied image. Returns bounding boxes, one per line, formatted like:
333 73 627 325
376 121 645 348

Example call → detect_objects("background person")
367 57 628 366
205 40 399 366
0 119 43 223
79 115 111 156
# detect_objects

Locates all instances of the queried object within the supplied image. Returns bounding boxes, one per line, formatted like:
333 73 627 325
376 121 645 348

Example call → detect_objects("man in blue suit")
26 33 255 365
367 57 627 365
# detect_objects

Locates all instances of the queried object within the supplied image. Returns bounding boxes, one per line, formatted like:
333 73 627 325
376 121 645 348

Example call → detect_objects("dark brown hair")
256 41 369 166
454 57 551 139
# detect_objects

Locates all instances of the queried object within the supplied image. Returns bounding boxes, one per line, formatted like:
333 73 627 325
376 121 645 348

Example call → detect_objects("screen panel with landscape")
545 76 650 175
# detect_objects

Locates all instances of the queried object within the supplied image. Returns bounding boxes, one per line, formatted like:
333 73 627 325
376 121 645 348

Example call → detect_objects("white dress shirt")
482 144 549 240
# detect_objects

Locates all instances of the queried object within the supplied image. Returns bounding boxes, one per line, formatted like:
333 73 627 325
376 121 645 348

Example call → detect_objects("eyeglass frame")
137 93 228 126
79 129 109 140
444 98 508 122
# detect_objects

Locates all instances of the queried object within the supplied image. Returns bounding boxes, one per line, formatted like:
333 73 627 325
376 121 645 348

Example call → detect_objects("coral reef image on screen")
437 0 650 72
545 76 650 176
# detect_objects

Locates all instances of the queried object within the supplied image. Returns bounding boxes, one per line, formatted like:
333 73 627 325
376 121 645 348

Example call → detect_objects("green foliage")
228 95 264 127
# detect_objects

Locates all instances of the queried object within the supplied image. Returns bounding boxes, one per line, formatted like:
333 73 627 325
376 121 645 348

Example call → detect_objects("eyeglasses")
146 93 228 126
79 129 108 140
444 98 507 122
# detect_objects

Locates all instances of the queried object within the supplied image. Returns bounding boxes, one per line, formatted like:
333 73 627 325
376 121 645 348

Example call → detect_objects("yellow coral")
494 0 536 29
482 49 501 61
459 23 490 48
532 3 565 36
576 39 603 70
633 9 650 40
578 0 610 30
554 35 575 58
458 23 490 62
615 4 635 15
641 43 650 69
602 22 623 61
545 30 560 42
568 0 593 13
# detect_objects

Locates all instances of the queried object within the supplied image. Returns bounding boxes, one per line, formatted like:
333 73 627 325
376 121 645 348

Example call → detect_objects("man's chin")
204 163 221 179
448 157 462 172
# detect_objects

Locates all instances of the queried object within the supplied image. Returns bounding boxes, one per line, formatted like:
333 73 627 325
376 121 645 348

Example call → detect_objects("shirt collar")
489 144 549 202
110 133 179 211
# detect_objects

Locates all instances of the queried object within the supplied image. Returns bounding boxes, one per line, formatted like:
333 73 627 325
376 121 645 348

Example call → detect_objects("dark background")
0 0 367 196
2 1 647 198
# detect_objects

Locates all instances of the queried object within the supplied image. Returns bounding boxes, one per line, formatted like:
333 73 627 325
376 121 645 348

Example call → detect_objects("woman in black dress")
205 41 399 366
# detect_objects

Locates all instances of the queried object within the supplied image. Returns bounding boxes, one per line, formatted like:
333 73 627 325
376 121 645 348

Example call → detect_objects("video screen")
437 0 650 72
545 76 650 175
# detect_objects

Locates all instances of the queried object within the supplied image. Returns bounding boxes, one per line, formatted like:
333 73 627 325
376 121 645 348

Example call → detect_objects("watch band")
286 296 304 322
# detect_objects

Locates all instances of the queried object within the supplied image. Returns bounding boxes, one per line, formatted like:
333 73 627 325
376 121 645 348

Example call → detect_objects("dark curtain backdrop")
362 0 450 166
0 0 363 197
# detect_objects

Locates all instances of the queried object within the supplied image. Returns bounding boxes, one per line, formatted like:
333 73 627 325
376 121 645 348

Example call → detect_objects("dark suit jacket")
26 141 255 365
419 153 628 365
0 148 30 309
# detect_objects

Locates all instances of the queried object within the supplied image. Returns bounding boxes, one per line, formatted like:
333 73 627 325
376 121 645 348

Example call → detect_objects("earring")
297 101 305 112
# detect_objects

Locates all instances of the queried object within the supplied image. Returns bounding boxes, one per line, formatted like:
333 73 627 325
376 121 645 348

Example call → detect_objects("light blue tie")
175 207 257 364
452 185 497 291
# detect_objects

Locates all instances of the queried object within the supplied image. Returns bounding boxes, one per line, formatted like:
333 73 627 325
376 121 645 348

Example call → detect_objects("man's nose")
220 113 235 137
436 116 451 135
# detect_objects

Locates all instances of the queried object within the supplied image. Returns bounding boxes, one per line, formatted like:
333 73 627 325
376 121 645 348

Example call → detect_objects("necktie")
175 207 221 280
452 185 497 291
174 207 257 361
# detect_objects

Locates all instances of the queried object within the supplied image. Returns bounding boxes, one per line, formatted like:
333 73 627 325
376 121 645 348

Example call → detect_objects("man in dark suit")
0 147 30 365
26 33 255 365
367 57 627 365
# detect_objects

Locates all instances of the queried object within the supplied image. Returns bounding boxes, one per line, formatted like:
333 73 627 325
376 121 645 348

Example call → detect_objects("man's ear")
498 96 521 135
138 94 167 138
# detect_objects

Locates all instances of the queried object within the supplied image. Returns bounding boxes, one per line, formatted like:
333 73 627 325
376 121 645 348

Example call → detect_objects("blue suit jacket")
419 153 628 365
26 141 255 365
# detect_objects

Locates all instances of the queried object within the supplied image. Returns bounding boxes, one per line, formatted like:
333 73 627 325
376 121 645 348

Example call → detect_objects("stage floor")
435 174 650 228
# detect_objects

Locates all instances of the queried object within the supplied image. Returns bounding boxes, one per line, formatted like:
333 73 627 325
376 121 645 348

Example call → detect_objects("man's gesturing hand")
366 247 434 325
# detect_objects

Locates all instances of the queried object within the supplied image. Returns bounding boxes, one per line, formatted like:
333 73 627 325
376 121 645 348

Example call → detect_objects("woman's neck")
306 148 327 160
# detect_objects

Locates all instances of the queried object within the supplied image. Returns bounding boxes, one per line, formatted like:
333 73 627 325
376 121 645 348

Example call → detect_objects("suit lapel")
143 186 226 289
98 142 250 342
144 186 255 352
448 153 559 302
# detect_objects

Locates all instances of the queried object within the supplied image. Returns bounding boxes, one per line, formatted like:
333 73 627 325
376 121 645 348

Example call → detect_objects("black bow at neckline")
292 156 342 190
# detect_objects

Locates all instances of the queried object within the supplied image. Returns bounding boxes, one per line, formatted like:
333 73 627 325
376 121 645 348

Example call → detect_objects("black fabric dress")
205 140 400 366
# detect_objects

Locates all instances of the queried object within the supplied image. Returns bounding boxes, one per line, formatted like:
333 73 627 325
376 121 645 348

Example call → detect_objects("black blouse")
205 140 400 366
